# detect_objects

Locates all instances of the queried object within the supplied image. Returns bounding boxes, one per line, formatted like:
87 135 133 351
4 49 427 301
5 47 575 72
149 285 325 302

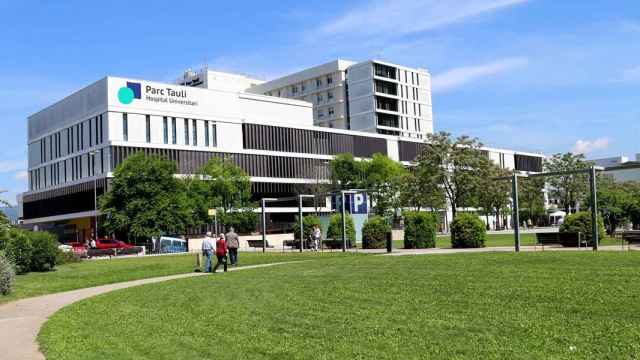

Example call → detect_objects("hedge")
560 211 606 246
293 215 322 240
29 231 59 272
362 216 391 249
327 213 356 247
4 229 33 274
3 229 63 274
451 213 486 248
403 212 438 249
0 252 15 295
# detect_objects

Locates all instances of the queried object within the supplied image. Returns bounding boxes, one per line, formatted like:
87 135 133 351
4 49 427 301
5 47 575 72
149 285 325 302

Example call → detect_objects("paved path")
356 244 640 255
0 261 297 360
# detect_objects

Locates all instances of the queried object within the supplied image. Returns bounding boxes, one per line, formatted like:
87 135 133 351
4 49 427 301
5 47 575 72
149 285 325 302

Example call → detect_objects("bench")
622 231 640 244
246 239 272 248
535 232 589 248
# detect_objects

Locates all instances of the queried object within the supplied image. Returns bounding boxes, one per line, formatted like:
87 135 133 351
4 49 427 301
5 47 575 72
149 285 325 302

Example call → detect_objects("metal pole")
261 199 266 253
590 166 599 251
299 195 304 253
512 173 521 252
341 191 347 252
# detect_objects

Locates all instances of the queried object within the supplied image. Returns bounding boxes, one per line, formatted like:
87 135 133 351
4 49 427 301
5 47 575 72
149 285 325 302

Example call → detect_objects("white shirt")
202 237 215 251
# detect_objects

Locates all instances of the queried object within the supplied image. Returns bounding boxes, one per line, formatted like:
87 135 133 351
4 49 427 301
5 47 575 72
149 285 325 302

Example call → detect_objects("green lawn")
393 233 622 249
40 252 640 359
0 251 349 305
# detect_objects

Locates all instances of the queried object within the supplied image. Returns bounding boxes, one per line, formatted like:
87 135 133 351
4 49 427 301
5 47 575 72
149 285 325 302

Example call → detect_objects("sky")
0 0 639 204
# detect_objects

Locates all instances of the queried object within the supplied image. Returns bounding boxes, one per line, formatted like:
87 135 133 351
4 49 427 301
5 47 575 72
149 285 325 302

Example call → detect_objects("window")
89 120 93 147
327 75 333 84
171 117 177 144
80 123 84 149
317 109 324 118
328 107 335 116
184 119 189 145
204 120 209 147
301 84 305 92
327 91 333 100
211 123 217 147
163 117 168 144
99 114 104 144
145 115 151 143
192 119 198 146
291 85 298 94
123 113 128 141
316 78 322 88
316 94 323 103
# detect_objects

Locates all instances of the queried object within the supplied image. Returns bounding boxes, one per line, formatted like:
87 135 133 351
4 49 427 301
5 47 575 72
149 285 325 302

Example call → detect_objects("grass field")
39 252 640 359
0 252 348 305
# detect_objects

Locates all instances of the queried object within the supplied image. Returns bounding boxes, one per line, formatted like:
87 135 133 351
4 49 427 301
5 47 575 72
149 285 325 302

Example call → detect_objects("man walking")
202 232 215 273
226 227 240 266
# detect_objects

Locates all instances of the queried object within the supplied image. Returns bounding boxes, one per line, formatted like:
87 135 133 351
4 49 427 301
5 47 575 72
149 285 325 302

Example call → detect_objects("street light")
89 150 98 240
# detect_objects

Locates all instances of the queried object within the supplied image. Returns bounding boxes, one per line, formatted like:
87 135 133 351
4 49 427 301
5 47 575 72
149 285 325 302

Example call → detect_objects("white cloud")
13 171 28 181
0 159 26 173
318 0 529 37
572 138 610 154
431 57 529 92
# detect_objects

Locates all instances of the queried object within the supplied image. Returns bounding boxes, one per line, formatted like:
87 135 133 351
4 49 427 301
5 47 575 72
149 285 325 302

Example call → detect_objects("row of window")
30 149 106 191
266 74 335 98
242 123 387 158
34 114 104 165
399 100 422 117
121 113 217 147
317 107 335 118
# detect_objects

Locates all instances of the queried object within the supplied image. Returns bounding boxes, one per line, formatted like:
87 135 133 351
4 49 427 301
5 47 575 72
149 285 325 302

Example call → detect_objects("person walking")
213 233 228 273
226 227 240 266
312 225 321 251
202 232 215 273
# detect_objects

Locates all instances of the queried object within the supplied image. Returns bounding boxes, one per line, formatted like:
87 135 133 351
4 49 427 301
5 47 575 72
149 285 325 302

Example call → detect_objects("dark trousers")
228 248 238 265
213 255 227 273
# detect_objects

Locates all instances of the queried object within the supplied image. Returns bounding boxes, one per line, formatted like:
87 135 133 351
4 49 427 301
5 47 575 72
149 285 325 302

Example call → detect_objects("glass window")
327 91 333 100
184 119 189 145
171 118 177 144
163 117 168 144
211 123 217 147
204 120 209 147
123 113 128 141
145 115 151 143
316 78 322 88
327 75 333 84
328 107 335 116
192 119 198 146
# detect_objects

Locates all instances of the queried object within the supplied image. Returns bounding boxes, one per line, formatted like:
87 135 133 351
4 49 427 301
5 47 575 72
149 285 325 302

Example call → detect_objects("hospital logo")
117 82 141 104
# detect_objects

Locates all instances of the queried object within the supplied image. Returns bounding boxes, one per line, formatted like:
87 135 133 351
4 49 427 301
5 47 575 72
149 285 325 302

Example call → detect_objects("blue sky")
0 0 639 204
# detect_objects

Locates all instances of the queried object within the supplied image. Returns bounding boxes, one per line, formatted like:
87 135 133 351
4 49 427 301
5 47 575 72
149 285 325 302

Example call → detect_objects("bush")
0 252 15 295
362 216 391 249
222 211 258 234
403 212 438 249
30 231 59 272
56 249 81 265
4 229 33 274
293 215 322 240
560 211 606 246
327 213 356 247
451 213 486 248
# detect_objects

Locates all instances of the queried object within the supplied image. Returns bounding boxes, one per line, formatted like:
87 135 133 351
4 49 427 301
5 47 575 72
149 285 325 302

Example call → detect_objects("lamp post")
89 150 98 239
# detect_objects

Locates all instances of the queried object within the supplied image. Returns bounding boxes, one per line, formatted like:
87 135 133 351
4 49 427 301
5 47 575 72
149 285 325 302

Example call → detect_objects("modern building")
591 155 640 182
176 66 264 92
246 59 433 138
21 73 543 241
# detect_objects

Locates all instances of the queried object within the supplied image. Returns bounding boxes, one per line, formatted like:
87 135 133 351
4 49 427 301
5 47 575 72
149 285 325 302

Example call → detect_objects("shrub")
327 213 356 247
30 231 59 272
362 216 391 249
560 211 606 246
4 229 33 274
222 211 258 234
451 213 486 248
403 212 438 249
0 252 15 295
56 249 82 265
293 215 322 240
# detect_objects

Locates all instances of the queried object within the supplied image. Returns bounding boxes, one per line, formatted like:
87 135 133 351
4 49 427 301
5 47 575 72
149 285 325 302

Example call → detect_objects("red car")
94 238 134 250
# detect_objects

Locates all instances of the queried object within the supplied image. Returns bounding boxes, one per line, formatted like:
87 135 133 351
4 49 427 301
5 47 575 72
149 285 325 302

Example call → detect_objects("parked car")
94 238 134 250
158 236 187 253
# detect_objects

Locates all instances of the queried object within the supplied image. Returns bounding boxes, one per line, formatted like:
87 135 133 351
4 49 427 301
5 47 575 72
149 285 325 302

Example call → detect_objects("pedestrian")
313 225 321 251
90 237 97 249
202 232 215 273
226 227 240 266
213 233 228 273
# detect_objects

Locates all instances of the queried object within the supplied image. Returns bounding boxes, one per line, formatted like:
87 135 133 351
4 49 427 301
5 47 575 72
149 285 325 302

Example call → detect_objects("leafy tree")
585 175 630 235
293 215 322 241
519 176 547 226
100 152 192 241
362 216 391 249
477 161 511 229
329 153 365 190
397 171 445 212
416 132 488 219
0 193 11 235
360 153 407 216
624 182 640 229
545 153 592 214
327 212 356 247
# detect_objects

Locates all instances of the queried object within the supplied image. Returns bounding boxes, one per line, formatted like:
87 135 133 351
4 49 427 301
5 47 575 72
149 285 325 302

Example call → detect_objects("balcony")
377 113 399 128
374 63 397 79
376 96 398 112
375 80 397 96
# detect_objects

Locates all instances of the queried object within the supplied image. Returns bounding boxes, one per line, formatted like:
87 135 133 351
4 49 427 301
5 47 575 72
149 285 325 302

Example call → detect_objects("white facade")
591 155 640 182
246 59 433 139
176 67 264 92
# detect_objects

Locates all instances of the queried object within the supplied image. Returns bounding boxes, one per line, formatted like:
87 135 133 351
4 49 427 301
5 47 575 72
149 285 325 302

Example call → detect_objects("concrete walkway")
0 261 297 360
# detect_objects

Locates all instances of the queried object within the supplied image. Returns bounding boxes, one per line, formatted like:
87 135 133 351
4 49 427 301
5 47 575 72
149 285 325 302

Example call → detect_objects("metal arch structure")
497 165 604 252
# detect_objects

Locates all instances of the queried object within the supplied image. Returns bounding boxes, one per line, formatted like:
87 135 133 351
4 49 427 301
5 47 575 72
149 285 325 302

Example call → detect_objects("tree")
584 175 629 235
477 162 511 229
545 153 591 214
0 192 11 234
329 153 365 190
624 182 640 229
416 132 488 219
360 153 407 216
519 176 546 226
100 152 192 241
397 171 446 212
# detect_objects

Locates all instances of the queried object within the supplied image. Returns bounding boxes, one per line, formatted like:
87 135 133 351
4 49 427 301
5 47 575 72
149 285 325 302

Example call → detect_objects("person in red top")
213 233 228 273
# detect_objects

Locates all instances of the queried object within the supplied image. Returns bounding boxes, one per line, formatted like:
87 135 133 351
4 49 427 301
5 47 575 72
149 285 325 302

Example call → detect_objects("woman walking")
213 233 228 273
